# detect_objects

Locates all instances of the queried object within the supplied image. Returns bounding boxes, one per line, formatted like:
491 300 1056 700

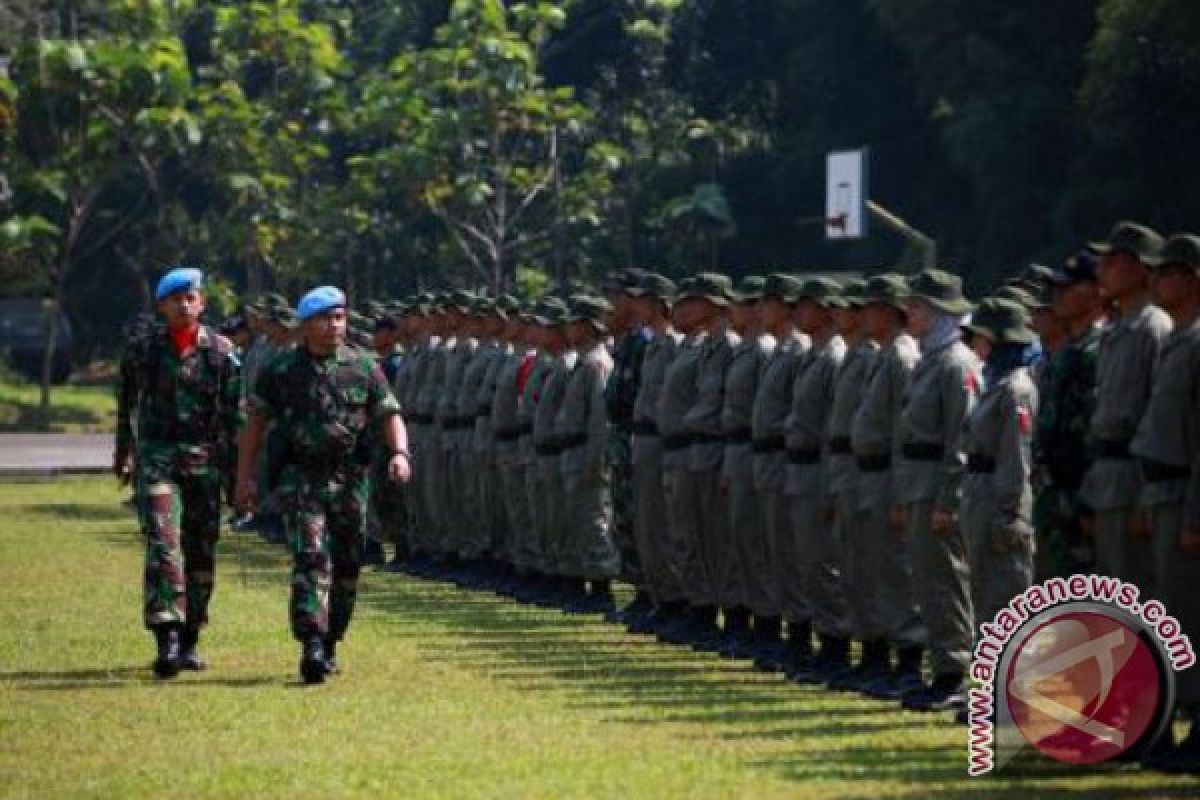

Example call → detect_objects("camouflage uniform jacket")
249 345 402 478
117 324 242 480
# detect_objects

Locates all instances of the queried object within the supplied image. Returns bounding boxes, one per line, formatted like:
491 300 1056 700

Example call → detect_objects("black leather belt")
442 417 475 430
662 434 693 452
967 454 996 474
903 442 944 461
408 413 434 425
724 428 752 445
476 405 492 417
787 447 821 465
1142 458 1190 483
691 432 725 445
753 436 785 454
535 441 563 457
495 428 521 443
518 422 534 436
632 419 659 436
856 453 891 472
1096 438 1132 460
829 436 852 455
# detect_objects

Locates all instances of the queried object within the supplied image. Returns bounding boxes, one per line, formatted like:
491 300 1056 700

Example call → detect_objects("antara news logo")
967 574 1194 775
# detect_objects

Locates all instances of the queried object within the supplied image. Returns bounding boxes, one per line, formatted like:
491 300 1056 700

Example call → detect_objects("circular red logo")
1005 610 1164 765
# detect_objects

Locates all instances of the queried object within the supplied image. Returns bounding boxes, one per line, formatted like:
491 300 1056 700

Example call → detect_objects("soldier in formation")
117 220 1200 770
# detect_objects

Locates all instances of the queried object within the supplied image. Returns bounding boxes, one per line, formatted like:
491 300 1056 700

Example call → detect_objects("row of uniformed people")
360 220 1197 770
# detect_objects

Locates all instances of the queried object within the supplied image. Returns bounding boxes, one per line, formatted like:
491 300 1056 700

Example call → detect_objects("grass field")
0 477 1196 799
0 382 116 432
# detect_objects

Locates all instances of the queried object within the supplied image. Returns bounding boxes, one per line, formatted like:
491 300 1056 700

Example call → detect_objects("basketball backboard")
826 149 869 240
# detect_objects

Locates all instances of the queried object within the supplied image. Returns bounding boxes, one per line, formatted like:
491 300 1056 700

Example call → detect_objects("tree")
5 2 198 426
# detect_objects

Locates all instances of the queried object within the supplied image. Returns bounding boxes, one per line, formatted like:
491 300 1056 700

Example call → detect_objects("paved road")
0 433 112 476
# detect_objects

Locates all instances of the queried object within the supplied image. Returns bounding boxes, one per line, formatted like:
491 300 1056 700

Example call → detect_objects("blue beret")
155 267 204 301
297 286 346 321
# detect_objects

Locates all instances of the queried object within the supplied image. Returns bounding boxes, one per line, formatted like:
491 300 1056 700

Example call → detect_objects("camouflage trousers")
137 454 221 631
370 455 408 549
1032 485 1094 581
281 464 369 643
608 433 642 585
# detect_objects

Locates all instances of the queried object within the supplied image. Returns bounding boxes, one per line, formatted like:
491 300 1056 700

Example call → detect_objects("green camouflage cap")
907 268 974 314
828 278 866 309
568 294 613 329
495 293 521 319
627 271 676 301
603 267 649 295
862 273 910 309
1010 263 1055 293
1088 221 1164 266
993 284 1041 310
797 276 842 306
761 273 804 304
735 275 767 303
1157 233 1200 271
470 294 495 315
533 296 569 326
447 288 475 313
269 306 296 327
676 272 734 306
965 297 1036 345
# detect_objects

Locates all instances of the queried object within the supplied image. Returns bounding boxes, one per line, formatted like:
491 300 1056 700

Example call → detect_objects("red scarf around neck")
169 324 200 356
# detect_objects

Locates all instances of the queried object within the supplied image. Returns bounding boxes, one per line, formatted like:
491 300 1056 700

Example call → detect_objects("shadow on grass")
0 399 111 433
28 502 133 522
84 525 1197 797
4 665 281 691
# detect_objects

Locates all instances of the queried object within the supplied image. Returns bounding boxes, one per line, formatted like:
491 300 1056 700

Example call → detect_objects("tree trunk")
37 272 67 431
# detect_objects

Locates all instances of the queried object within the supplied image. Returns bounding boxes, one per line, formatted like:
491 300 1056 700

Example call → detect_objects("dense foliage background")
2 0 1198 359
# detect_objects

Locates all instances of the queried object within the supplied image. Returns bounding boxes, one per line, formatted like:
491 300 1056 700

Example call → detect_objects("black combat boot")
829 639 890 692
688 606 722 652
322 637 340 675
179 626 207 672
781 621 814 678
793 633 850 685
717 607 754 659
299 635 331 685
902 670 966 712
751 616 788 671
153 625 182 679
863 644 924 699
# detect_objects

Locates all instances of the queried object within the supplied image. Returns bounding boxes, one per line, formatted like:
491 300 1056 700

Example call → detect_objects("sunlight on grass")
0 382 116 432
0 477 1194 799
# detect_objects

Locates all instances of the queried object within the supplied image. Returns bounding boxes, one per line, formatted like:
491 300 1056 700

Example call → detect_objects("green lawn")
0 477 1195 799
0 382 116 432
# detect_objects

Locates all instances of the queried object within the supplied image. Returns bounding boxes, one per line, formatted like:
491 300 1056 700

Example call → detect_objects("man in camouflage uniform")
1082 222 1173 594
237 286 410 684
602 269 652 623
489 297 530 592
654 276 714 645
852 274 925 700
625 274 680 634
1135 233 1200 773
750 273 807 671
1035 251 1104 579
438 291 481 570
824 280 882 691
370 312 408 568
681 274 741 651
784 277 848 682
116 268 242 679
530 300 577 605
719 275 772 658
557 295 621 612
